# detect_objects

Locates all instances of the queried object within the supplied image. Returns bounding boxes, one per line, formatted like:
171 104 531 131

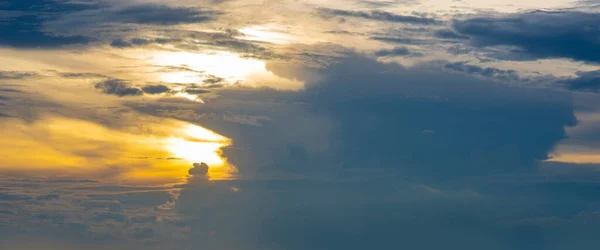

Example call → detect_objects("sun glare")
238 25 296 44
166 124 231 167
152 51 265 84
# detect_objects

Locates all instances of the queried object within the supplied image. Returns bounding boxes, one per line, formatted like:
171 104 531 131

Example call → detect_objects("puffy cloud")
94 79 143 97
189 162 209 175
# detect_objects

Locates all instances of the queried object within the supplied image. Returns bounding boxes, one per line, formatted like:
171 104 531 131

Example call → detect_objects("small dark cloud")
444 62 520 81
141 84 171 94
447 45 472 55
434 29 469 40
374 47 423 57
185 88 211 94
0 71 38 79
203 75 225 84
110 37 182 48
453 11 600 63
319 8 439 25
60 72 107 79
370 36 430 45
189 162 209 175
94 79 143 97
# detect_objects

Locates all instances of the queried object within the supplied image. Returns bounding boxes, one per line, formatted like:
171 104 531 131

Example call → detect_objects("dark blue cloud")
561 70 600 93
296 54 575 177
0 1 219 48
453 11 600 63
0 14 89 48
0 0 97 48
111 4 217 25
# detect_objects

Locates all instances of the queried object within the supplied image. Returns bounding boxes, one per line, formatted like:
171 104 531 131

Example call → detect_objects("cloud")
374 47 423 57
319 8 439 25
0 193 32 201
130 49 576 177
443 62 520 82
0 71 38 79
561 70 600 93
94 79 143 97
110 4 218 25
453 11 600 63
36 194 60 201
141 84 171 94
189 162 209 175
110 37 182 48
59 72 107 79
370 36 431 45
434 29 469 40
0 1 93 48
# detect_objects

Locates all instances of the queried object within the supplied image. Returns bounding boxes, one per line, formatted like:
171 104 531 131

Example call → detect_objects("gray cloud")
189 162 209 175
319 8 440 25
0 71 38 79
444 62 521 82
374 46 424 57
110 37 182 48
434 29 469 40
141 84 171 94
94 79 143 97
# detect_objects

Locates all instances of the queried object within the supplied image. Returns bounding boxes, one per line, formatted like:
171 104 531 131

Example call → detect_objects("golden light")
166 124 231 167
0 116 235 184
150 50 305 91
238 25 296 44
152 51 265 84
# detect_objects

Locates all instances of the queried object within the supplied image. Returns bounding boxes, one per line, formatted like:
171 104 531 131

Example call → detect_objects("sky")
2 0 600 249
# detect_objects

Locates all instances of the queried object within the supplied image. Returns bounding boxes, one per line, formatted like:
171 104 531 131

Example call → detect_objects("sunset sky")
2 0 600 249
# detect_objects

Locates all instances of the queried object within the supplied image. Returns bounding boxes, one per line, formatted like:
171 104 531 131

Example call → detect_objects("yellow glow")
166 124 231 167
150 50 304 90
174 92 205 103
547 153 600 164
0 116 234 184
183 124 229 142
238 25 296 44
166 139 225 165
152 51 265 83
